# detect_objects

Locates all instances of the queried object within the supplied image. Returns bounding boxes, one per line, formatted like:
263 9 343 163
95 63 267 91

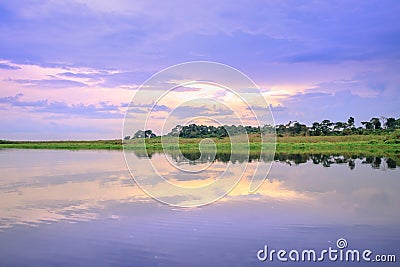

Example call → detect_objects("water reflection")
0 149 146 230
0 149 399 266
134 149 399 170
276 154 399 170
0 149 399 231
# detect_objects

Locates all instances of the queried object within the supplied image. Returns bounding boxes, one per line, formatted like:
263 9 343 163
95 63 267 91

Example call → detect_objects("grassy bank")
0 140 123 150
1 134 399 156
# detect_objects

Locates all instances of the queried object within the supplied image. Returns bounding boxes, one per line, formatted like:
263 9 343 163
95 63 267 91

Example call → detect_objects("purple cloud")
0 93 23 103
0 62 21 70
171 86 201 92
12 78 87 88
0 94 124 119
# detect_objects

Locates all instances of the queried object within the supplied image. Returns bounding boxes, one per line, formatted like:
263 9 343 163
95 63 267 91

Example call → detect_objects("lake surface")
0 149 399 266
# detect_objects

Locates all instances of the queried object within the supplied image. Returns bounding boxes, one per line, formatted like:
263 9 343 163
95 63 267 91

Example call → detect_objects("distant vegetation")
126 116 400 140
277 116 400 137
2 134 400 166
2 117 399 162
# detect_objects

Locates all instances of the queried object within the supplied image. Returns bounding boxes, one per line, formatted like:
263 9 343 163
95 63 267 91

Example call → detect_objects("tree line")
125 116 400 139
277 116 400 136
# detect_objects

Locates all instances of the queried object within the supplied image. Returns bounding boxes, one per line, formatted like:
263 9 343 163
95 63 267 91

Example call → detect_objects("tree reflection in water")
132 149 399 170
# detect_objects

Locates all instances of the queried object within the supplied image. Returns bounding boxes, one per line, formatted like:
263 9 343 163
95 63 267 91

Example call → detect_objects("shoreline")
1 135 399 155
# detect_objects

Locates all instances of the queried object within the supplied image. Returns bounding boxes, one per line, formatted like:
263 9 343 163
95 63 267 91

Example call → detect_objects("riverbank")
1 134 399 156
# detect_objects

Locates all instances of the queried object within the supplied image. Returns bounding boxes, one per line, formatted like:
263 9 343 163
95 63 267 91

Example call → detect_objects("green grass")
2 135 398 166
0 140 122 150
1 134 399 157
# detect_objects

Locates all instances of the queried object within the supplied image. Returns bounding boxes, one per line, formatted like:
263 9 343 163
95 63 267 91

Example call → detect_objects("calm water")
0 149 399 266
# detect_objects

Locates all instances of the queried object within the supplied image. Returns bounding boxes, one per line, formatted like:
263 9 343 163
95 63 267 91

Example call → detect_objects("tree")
261 124 275 134
321 119 333 135
334 122 345 132
133 129 157 139
133 130 145 138
290 122 307 136
161 116 400 139
370 117 382 130
145 130 156 138
361 121 374 130
276 124 287 136
310 122 322 136
347 117 355 128
385 118 396 130
168 125 183 136
216 126 228 138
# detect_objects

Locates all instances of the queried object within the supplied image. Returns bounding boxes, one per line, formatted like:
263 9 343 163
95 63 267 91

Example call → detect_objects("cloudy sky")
1 0 399 140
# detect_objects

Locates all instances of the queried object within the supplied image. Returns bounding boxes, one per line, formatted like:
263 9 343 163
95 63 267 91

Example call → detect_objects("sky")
0 0 399 140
